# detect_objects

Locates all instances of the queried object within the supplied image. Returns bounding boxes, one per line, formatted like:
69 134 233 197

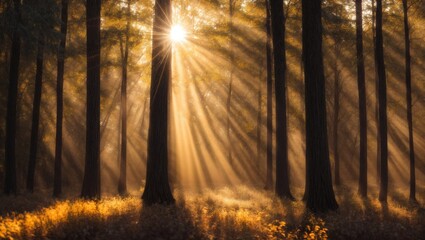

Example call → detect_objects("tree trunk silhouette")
376 0 388 203
402 0 416 202
372 0 381 186
53 0 69 198
356 0 368 197
81 0 101 199
265 0 273 190
118 0 131 196
141 0 174 205
302 0 338 212
270 0 293 199
26 37 45 193
4 0 21 195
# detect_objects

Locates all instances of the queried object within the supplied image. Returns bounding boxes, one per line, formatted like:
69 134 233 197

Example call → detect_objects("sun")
170 24 187 43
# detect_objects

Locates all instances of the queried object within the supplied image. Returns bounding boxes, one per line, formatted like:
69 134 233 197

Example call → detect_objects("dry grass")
0 186 423 239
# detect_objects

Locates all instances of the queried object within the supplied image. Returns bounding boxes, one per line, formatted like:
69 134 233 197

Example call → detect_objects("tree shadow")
136 199 204 240
0 192 55 216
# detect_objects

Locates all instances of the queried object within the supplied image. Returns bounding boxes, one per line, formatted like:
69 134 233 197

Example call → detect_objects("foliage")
0 186 324 239
1 186 424 239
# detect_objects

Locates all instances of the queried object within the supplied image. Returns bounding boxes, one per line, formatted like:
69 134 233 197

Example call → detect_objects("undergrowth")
0 186 423 239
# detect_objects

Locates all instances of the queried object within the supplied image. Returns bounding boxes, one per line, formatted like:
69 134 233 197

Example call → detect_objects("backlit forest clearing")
1 186 424 239
1 0 425 239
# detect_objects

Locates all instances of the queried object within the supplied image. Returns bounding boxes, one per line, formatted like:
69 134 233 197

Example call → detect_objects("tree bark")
81 0 101 199
53 0 69 198
376 0 388 203
356 0 368 197
270 0 293 199
265 0 273 190
26 37 45 193
4 0 21 195
302 0 338 212
118 0 131 196
402 0 416 202
372 0 381 186
141 0 174 205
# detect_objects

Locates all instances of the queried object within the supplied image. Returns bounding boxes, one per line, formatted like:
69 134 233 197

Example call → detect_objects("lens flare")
170 24 187 43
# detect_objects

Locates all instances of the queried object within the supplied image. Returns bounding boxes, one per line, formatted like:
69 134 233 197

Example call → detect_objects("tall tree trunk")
26 37 44 193
265 0 273 190
376 0 388 203
53 0 69 198
372 0 381 186
4 0 21 195
118 0 130 195
270 0 293 199
402 0 416 202
81 0 101 199
356 0 368 197
302 0 338 212
141 0 174 205
333 43 340 186
118 50 128 195
227 0 234 167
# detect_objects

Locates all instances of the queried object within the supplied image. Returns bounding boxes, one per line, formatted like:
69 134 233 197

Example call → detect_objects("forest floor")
0 185 424 239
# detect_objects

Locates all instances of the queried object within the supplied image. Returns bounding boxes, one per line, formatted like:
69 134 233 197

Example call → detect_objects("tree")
26 36 45 193
402 0 416 203
372 0 380 185
118 0 131 196
81 0 101 199
356 0 367 197
265 0 273 190
376 0 388 203
141 0 174 205
270 0 293 199
53 0 69 198
4 0 21 195
302 0 338 212
25 0 58 193
321 0 347 187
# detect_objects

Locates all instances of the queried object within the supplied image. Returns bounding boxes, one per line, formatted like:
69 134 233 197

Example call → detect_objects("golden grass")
0 186 423 239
